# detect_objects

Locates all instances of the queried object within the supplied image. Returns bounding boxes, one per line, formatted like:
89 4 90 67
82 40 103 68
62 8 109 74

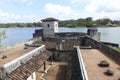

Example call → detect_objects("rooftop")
81 49 120 80
0 45 37 65
8 50 52 80
41 17 59 22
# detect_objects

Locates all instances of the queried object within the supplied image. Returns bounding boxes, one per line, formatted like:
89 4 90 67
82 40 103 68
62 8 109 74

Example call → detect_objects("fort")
0 17 120 80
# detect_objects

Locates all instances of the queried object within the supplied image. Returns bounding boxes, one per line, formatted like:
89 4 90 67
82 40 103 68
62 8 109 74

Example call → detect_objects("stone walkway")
81 49 120 80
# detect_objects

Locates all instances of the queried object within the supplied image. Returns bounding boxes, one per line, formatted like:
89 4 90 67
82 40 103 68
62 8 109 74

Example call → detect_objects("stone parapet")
85 36 120 64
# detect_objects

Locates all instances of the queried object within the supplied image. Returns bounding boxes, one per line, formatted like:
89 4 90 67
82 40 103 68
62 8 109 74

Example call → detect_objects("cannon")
1 54 7 59
99 60 109 67
118 78 120 80
105 69 114 76
24 43 30 49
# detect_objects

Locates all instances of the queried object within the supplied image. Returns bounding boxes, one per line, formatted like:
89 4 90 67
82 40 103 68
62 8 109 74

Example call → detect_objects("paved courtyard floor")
36 61 68 80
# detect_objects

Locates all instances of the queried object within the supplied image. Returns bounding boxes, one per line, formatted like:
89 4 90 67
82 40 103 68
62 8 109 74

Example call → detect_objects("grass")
113 47 120 52
108 45 120 52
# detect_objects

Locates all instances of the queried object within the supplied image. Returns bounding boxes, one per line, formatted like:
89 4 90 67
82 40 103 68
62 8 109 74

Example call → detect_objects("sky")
0 0 120 23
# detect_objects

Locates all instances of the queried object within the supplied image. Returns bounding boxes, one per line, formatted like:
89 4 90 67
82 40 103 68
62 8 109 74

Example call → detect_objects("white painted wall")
42 21 58 37
27 72 36 80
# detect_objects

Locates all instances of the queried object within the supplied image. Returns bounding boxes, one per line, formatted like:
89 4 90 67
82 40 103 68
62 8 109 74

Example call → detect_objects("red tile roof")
7 50 52 80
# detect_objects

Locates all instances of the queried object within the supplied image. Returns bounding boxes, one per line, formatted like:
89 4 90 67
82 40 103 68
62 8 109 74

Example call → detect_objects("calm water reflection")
0 27 120 46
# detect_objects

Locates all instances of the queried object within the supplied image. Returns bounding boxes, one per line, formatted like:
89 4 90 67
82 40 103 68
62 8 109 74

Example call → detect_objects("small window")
56 24 57 27
47 24 50 27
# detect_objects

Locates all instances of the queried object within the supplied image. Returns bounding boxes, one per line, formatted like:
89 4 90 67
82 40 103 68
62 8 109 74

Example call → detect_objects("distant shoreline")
1 17 120 28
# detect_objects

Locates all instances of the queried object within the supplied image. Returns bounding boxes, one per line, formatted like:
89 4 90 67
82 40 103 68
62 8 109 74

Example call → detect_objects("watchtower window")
47 24 50 27
56 24 57 27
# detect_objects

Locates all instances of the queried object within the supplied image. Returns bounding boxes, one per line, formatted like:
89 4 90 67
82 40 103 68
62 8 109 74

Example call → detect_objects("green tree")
0 31 6 46
85 17 94 27
86 17 93 22
77 18 86 26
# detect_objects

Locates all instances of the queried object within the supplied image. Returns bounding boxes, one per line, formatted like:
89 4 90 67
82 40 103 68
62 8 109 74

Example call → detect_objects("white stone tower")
41 17 59 38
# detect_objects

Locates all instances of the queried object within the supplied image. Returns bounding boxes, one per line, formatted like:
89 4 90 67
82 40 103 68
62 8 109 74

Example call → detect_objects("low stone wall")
33 29 43 38
102 42 119 47
55 32 86 40
56 32 87 37
0 38 41 53
85 36 120 64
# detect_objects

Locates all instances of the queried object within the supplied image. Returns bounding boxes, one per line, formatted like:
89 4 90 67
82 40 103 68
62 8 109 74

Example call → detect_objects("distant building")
106 22 112 26
106 22 118 27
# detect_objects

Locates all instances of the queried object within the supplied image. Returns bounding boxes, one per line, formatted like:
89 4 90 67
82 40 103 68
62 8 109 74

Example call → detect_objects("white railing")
2 45 46 73
18 45 45 63
75 46 88 80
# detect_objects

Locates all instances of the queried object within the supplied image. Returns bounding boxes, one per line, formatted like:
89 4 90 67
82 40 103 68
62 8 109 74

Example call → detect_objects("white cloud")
1 0 120 22
70 10 120 20
0 2 3 6
85 0 120 13
70 0 82 4
67 0 120 20
70 0 88 4
45 3 71 16
8 0 35 5
0 9 37 23
12 0 34 3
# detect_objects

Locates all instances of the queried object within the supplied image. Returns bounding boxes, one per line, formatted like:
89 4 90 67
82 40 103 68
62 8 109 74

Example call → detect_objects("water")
98 27 120 44
59 27 120 44
0 27 41 46
0 27 120 46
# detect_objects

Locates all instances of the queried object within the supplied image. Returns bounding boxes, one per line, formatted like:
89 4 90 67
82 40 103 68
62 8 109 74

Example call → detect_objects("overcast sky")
0 0 120 23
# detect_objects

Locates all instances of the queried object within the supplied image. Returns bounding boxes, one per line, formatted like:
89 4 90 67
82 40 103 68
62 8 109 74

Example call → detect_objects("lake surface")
0 27 120 46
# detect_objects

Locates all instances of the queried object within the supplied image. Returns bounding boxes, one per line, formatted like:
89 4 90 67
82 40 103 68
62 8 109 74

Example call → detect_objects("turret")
41 17 59 39
87 28 100 41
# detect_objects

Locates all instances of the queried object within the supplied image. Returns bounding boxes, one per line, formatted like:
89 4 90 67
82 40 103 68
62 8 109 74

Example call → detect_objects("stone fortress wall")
33 27 120 64
85 36 120 64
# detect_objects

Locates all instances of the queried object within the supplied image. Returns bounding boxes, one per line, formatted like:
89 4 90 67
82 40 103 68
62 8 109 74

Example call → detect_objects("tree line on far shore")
59 17 120 27
0 22 42 28
0 17 120 28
